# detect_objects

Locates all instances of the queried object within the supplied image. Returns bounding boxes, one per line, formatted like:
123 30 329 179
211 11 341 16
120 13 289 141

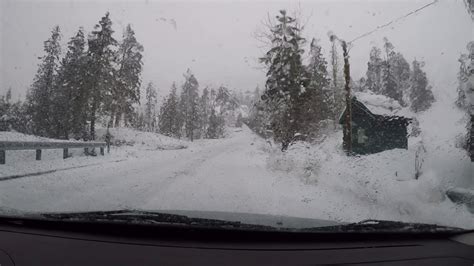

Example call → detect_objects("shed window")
357 128 368 144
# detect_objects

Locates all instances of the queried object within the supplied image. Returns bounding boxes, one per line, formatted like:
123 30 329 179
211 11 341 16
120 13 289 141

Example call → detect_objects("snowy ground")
0 129 187 178
1 124 473 229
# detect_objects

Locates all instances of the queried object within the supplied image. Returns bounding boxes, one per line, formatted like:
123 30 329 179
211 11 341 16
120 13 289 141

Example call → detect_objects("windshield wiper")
10 211 468 234
301 219 468 234
40 210 278 231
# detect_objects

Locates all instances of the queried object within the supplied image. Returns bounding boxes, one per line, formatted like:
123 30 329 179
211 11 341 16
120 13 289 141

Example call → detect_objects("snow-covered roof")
354 91 402 116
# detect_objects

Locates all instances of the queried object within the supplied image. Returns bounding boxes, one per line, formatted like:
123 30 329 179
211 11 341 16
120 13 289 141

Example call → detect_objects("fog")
1 0 472 99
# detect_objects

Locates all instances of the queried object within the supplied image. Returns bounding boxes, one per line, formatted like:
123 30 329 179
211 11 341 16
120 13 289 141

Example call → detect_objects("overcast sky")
0 0 472 101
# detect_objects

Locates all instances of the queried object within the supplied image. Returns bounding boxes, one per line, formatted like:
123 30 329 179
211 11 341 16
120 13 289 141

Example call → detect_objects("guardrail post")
0 150 5 164
100 147 104 156
36 149 42 161
63 148 69 159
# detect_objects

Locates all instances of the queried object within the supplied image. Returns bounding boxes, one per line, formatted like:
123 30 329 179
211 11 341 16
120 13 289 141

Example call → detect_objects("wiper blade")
40 210 278 231
301 219 467 233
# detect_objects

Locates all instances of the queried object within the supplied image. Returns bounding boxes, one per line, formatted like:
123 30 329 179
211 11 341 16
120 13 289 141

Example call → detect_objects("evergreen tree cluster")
158 70 236 141
254 11 436 150
4 12 144 140
256 10 343 150
362 38 434 113
0 88 28 133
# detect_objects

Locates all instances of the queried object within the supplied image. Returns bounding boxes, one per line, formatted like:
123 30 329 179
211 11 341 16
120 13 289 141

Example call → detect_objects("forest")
0 9 471 153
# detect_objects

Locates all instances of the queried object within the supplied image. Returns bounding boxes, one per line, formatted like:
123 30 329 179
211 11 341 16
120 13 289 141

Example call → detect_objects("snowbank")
264 129 473 228
0 128 189 179
0 131 70 142
262 84 474 228
0 131 118 178
95 127 188 150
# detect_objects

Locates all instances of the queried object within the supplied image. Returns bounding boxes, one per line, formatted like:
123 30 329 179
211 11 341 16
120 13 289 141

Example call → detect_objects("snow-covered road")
1 126 473 229
0 127 283 215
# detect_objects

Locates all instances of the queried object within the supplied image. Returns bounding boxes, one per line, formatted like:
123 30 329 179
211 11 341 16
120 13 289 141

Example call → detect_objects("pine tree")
159 83 180 137
259 10 307 150
0 89 28 133
215 86 239 126
247 86 270 137
381 60 399 101
198 87 211 136
87 12 118 139
365 39 411 106
235 113 244 127
389 52 411 106
179 70 200 141
207 109 225 139
409 59 435 112
0 88 12 118
380 38 402 103
26 26 62 137
302 38 330 138
113 24 144 127
365 47 383 94
9 100 28 133
144 82 158 131
54 28 88 139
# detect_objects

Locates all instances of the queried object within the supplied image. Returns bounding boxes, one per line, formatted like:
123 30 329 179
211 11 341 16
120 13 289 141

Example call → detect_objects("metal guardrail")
0 141 108 164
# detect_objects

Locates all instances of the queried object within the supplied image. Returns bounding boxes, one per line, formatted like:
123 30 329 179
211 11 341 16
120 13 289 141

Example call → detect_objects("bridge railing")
0 141 108 164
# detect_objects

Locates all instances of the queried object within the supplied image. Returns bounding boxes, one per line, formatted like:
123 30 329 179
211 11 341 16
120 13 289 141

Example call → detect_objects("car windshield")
0 0 473 231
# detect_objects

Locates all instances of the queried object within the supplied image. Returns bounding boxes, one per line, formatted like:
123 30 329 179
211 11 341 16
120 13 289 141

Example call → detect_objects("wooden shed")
339 97 411 155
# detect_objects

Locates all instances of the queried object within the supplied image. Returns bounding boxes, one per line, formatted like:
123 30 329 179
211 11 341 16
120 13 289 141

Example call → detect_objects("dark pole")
342 41 352 154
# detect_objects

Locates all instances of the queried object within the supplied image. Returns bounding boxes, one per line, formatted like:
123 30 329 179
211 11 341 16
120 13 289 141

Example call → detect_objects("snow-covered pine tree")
365 47 383 94
389 52 411 106
381 60 399 101
215 86 239 126
198 87 211 136
206 108 225 139
247 86 270 137
0 89 28 133
0 89 11 131
54 28 88 139
26 26 62 137
259 10 307 150
87 12 118 139
365 39 410 106
8 100 28 133
144 82 158 132
235 113 243 127
113 24 144 127
409 59 435 113
380 38 403 104
302 38 330 138
0 88 12 118
179 69 200 141
158 83 180 137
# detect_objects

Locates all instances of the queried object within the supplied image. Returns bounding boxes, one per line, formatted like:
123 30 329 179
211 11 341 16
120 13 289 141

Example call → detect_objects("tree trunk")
90 104 96 140
114 111 121 128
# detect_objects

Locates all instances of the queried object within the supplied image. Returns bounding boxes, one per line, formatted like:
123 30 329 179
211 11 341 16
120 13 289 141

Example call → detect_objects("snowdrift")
0 128 188 179
263 87 473 228
95 127 188 151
